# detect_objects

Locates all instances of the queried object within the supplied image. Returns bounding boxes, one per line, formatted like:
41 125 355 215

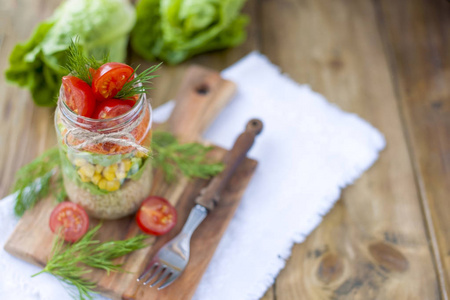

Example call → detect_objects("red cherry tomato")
92 99 135 119
136 196 177 236
92 62 134 101
49 202 89 242
62 76 96 117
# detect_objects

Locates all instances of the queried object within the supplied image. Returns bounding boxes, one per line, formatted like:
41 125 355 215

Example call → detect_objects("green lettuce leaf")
5 0 136 106
131 0 248 65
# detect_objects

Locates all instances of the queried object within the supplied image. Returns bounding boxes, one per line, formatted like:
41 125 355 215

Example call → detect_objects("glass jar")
55 89 153 220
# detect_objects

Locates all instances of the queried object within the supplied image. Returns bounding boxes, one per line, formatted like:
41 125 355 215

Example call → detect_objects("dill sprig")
151 131 225 182
11 147 65 216
32 224 148 300
115 63 161 99
64 38 109 85
54 171 67 203
65 38 160 98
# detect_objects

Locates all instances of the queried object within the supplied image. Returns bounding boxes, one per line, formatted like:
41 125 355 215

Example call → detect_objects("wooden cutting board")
4 65 258 300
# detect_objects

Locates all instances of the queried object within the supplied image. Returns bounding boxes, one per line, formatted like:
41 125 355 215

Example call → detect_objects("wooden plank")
164 65 236 143
261 287 275 300
373 0 450 297
257 0 441 298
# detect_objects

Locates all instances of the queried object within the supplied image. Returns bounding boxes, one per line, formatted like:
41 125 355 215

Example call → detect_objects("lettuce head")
131 0 249 65
5 0 136 106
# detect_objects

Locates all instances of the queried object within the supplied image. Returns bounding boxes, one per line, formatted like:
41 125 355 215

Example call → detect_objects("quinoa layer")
64 163 153 219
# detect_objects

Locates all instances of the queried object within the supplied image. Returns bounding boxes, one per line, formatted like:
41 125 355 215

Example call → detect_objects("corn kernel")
95 164 104 174
103 165 117 181
92 173 102 185
78 164 95 178
106 179 121 192
122 159 132 172
98 179 108 190
117 162 125 173
116 170 127 180
117 159 131 179
74 158 87 167
106 164 118 172
78 173 91 183
136 151 147 158
103 171 116 181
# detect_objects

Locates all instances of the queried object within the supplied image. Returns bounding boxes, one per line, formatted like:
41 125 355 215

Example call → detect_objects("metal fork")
137 119 263 289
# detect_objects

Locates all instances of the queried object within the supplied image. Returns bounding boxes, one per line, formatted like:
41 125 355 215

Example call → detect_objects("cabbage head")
131 0 248 65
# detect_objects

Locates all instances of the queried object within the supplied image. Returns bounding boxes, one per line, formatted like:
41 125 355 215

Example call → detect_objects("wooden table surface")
1 0 449 299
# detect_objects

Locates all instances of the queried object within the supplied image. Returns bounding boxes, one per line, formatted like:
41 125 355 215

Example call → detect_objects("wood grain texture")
1 0 448 299
4 66 258 300
374 0 450 297
258 0 441 298
164 65 236 143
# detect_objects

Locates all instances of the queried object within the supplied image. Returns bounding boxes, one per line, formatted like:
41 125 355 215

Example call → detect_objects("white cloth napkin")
0 52 385 300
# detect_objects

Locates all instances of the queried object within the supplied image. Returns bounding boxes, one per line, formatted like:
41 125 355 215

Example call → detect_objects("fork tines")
137 262 179 290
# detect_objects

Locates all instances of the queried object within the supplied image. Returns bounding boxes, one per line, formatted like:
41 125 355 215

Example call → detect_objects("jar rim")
58 86 152 133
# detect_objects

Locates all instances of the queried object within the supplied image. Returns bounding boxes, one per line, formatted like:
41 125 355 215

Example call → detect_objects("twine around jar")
60 103 150 155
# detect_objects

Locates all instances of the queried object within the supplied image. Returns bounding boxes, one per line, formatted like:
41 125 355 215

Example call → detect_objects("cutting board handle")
165 65 236 143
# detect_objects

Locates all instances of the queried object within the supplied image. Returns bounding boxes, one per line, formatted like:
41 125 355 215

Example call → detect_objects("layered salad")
55 60 157 219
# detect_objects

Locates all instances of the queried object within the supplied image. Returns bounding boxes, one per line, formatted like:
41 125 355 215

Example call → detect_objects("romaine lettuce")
131 0 248 64
5 0 136 106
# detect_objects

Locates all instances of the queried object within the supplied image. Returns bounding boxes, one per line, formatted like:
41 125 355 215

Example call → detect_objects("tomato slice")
49 202 89 242
92 99 135 119
62 76 96 117
136 196 177 236
92 62 134 101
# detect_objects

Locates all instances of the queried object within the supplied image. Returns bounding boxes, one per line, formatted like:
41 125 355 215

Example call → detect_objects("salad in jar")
55 52 160 220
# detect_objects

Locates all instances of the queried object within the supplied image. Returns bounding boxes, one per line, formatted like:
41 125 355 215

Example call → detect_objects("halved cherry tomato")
92 99 135 119
136 196 177 236
49 202 89 242
92 62 134 101
62 76 96 117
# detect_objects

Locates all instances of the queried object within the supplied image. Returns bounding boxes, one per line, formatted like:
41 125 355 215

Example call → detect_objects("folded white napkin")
0 52 385 300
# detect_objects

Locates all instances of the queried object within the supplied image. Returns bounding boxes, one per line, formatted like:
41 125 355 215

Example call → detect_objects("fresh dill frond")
151 131 224 182
54 171 67 203
11 147 63 216
115 63 162 99
32 225 148 300
64 38 109 85
65 38 159 96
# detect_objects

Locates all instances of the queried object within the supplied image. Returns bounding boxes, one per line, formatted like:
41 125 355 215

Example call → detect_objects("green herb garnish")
152 131 225 182
32 225 148 300
65 39 160 98
65 39 109 85
11 147 65 216
115 63 161 99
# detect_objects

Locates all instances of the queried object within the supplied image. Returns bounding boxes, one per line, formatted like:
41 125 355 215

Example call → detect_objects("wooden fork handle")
195 119 263 211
